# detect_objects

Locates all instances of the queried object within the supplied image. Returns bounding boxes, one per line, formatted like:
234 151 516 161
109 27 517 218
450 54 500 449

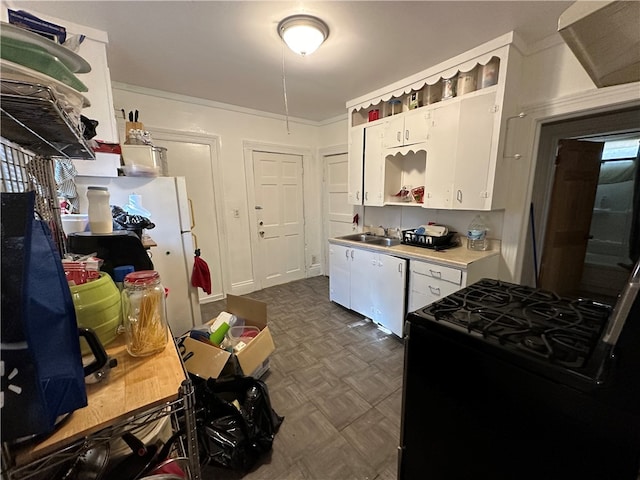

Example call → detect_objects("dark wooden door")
538 139 604 295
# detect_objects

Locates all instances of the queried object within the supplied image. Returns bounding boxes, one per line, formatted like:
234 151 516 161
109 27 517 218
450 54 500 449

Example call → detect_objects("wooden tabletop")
13 335 185 466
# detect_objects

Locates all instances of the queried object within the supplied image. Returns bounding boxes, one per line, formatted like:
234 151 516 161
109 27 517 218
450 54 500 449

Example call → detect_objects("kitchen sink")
338 233 378 242
368 237 401 247
337 233 401 247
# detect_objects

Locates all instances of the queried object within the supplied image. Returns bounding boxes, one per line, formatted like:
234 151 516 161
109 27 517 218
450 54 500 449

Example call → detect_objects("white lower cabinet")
370 253 407 337
408 261 465 312
408 255 500 312
329 244 407 337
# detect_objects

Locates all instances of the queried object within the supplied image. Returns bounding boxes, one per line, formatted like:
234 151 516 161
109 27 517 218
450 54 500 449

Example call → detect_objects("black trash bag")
111 205 155 239
194 375 284 472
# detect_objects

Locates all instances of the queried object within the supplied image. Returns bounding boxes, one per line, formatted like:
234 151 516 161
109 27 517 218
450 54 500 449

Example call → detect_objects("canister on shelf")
121 270 168 357
480 57 500 88
408 91 422 110
423 82 442 105
388 99 403 116
457 68 477 95
441 75 457 100
87 186 112 234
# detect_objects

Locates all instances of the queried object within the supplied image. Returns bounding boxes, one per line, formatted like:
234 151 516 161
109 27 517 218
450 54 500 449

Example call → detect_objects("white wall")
504 37 640 283
113 34 638 293
113 86 331 294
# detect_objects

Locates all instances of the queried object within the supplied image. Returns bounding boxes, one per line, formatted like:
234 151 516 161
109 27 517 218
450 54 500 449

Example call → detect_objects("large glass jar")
87 186 112 234
121 270 168 357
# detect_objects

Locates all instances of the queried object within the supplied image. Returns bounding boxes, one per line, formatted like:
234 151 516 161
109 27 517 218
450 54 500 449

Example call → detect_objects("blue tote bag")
1 191 87 441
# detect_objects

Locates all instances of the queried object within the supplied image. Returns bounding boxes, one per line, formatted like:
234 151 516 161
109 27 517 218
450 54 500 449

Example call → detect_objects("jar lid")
124 270 160 286
87 186 109 191
389 99 402 105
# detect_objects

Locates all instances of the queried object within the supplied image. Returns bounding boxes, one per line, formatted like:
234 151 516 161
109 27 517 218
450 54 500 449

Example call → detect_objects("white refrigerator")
74 176 201 336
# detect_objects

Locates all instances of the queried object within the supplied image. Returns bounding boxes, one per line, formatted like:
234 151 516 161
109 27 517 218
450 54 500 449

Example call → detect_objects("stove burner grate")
416 279 611 369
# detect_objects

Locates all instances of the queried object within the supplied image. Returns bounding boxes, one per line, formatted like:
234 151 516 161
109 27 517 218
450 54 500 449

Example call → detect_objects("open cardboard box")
182 295 275 379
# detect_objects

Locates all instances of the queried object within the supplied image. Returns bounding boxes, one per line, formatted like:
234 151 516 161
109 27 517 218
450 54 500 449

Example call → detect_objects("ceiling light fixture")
278 14 329 56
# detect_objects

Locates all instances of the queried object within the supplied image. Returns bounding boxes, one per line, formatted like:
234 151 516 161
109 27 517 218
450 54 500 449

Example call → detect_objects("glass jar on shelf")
121 270 168 357
387 99 403 116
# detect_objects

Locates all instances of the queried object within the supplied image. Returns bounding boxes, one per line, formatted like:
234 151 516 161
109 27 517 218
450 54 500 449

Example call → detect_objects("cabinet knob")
405 130 409 141
456 190 463 203
397 132 401 142
356 191 360 201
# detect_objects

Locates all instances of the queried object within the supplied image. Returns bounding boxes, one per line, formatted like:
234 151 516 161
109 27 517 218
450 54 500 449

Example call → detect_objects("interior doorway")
149 130 226 303
538 139 604 296
525 107 640 302
321 148 360 275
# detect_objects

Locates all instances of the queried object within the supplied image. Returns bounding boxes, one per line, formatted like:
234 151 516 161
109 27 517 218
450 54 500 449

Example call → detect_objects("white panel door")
253 151 305 288
325 153 354 239
151 135 225 303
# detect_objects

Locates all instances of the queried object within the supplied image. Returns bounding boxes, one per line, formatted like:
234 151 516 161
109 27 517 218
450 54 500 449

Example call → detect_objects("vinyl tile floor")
197 276 404 480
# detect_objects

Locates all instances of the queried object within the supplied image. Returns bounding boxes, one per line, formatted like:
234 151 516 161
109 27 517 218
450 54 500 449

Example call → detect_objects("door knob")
259 221 264 226
259 231 265 237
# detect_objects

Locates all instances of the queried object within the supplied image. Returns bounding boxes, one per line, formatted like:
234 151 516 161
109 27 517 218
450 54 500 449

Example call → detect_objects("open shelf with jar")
350 56 500 128
347 31 524 211
383 149 426 206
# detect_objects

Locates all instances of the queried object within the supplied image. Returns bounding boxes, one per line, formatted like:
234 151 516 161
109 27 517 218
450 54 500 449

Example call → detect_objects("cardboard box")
72 152 121 177
182 295 275 380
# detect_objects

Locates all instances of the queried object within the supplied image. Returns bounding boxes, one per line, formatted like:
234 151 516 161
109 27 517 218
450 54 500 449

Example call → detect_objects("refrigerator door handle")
192 232 199 250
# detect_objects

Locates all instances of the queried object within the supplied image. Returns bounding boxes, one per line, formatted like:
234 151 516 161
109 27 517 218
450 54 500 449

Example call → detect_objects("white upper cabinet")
423 101 460 209
383 109 430 149
348 125 365 205
346 32 523 211
363 123 385 206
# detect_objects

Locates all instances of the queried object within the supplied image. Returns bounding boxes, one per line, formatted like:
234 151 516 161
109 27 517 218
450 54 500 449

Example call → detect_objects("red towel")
191 253 211 295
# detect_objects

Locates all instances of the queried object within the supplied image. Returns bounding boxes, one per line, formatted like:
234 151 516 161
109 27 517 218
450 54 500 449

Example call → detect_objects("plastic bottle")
467 215 489 251
87 186 112 234
121 270 168 357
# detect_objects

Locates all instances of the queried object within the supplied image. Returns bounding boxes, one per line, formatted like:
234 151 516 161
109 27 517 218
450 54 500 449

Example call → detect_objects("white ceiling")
9 1 574 123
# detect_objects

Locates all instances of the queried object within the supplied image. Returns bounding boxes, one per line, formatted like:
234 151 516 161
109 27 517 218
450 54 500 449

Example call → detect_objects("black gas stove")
400 273 640 480
413 278 611 371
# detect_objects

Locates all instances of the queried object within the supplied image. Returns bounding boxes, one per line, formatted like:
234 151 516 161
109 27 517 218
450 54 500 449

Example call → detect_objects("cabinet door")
372 254 407 337
363 124 385 206
403 110 430 146
423 102 460 209
350 248 375 317
329 244 351 308
383 115 405 148
453 92 497 210
348 126 365 205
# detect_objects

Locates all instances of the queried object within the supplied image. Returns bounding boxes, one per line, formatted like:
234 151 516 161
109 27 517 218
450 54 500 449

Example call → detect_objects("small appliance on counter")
67 231 153 277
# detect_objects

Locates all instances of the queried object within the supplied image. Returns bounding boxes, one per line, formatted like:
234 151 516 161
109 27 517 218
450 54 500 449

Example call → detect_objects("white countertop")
329 236 500 269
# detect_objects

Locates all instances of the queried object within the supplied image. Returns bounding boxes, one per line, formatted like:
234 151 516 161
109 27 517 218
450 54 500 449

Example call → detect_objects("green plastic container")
0 35 88 92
